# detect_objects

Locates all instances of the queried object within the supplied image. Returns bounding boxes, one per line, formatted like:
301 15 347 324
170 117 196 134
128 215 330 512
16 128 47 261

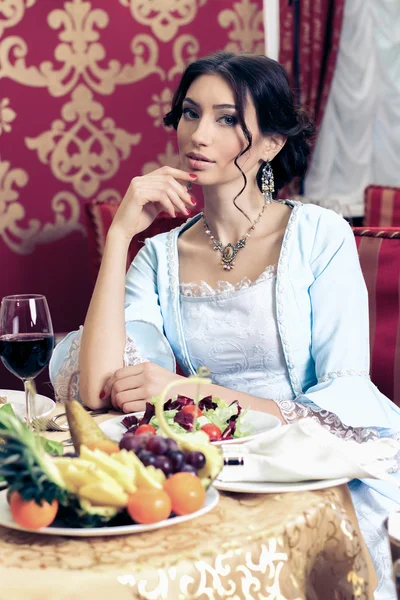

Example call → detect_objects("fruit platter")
0 376 222 535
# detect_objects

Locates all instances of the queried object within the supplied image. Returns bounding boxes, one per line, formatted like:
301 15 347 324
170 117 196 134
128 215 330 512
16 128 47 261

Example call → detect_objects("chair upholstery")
354 227 400 406
85 198 186 283
364 185 400 227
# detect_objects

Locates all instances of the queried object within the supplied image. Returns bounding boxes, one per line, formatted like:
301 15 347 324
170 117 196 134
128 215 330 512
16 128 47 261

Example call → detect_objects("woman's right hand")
109 166 197 241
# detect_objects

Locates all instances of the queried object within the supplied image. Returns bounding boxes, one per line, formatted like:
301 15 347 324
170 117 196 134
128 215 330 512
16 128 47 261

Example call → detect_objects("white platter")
0 487 219 537
100 409 281 446
214 477 350 494
0 389 55 420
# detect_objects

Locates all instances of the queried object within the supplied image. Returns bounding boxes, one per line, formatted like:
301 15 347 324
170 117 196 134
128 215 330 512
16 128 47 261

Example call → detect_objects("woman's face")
177 74 266 187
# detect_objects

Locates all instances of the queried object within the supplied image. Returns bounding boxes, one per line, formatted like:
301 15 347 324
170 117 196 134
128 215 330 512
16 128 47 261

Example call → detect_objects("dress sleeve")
275 213 400 436
50 237 175 400
51 328 147 403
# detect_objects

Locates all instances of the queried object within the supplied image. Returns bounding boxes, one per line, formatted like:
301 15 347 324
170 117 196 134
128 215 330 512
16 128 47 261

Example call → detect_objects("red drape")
279 0 345 128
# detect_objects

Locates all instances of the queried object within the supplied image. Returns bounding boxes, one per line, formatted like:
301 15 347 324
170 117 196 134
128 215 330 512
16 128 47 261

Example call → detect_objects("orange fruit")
163 473 206 515
9 491 58 530
127 488 172 524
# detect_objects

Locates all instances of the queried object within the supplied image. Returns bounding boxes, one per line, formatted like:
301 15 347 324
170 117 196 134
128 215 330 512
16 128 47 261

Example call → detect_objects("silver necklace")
201 203 268 271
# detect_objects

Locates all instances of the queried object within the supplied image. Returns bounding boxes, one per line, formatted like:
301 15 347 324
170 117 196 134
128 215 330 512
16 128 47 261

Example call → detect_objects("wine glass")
0 294 54 428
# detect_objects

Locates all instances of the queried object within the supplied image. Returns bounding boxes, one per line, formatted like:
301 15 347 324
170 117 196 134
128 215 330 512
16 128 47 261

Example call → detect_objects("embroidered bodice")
179 265 295 403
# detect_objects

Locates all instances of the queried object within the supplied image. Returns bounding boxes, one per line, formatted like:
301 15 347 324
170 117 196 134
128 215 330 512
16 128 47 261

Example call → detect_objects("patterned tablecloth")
0 408 377 600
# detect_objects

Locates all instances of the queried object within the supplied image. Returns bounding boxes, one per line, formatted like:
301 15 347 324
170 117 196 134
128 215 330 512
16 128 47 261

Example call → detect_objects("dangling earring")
261 161 274 205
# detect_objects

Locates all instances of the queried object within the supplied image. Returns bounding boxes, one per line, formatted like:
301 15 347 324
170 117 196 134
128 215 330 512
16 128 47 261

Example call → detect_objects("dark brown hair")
164 51 315 209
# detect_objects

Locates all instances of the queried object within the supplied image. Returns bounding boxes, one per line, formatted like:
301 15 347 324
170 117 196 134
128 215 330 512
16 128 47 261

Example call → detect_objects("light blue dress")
180 267 398 600
50 202 400 598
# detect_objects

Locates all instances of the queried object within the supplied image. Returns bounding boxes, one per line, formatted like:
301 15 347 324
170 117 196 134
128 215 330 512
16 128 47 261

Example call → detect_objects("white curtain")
263 0 280 60
304 0 400 216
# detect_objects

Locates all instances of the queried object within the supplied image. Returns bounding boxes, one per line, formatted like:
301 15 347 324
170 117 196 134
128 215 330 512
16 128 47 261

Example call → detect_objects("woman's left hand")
101 362 185 413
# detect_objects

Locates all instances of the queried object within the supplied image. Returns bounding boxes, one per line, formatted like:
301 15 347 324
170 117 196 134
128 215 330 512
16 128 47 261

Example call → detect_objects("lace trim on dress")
180 264 277 298
52 328 146 403
275 397 380 443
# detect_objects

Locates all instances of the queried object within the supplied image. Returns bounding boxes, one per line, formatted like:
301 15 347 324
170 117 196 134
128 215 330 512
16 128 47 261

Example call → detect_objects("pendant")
221 243 236 270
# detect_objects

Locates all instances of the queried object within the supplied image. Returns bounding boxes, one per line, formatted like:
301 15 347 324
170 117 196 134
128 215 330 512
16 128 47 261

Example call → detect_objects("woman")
51 52 400 598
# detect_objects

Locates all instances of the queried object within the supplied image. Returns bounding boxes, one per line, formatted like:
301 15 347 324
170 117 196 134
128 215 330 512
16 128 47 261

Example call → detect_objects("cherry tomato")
127 489 172 524
9 491 58 530
201 423 222 441
163 473 206 515
135 424 156 436
182 404 202 418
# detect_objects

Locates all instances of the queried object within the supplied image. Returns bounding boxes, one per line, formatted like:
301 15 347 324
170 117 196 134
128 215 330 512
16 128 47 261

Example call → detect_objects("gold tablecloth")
0 407 377 600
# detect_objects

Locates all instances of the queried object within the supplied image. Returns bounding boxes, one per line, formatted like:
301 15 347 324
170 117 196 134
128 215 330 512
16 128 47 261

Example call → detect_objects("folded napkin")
219 418 400 484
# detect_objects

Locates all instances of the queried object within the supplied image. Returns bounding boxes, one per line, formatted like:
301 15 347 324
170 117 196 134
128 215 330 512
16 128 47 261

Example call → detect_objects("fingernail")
173 211 177 218
190 197 197 206
99 390 105 399
185 208 191 215
189 174 197 179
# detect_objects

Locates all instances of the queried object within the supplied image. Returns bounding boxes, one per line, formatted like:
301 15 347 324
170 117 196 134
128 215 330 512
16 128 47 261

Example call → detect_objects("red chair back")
85 199 186 283
364 185 400 227
354 227 400 406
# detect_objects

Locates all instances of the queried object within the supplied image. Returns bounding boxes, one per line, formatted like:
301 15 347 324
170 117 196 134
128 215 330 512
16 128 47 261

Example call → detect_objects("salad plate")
0 389 54 420
0 486 219 537
214 478 350 494
100 409 281 446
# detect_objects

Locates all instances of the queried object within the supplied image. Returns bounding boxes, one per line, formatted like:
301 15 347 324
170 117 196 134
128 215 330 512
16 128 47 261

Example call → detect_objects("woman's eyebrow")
183 97 237 110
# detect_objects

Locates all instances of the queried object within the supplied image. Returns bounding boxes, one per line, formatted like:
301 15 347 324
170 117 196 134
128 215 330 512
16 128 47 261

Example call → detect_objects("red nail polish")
189 174 198 179
99 390 105 399
190 197 197 205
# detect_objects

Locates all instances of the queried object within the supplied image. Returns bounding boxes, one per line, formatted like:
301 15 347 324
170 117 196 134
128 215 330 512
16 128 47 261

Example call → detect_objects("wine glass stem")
23 379 33 430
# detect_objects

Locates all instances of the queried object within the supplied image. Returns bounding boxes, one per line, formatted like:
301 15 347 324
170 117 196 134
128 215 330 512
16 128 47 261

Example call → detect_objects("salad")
121 395 252 442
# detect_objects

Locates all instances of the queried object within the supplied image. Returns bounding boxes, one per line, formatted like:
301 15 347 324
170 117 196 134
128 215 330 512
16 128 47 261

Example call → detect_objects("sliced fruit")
79 446 136 493
113 449 165 489
78 482 128 508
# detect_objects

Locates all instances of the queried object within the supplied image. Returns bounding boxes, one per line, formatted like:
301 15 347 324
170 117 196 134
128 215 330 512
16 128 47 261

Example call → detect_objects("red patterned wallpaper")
0 0 264 389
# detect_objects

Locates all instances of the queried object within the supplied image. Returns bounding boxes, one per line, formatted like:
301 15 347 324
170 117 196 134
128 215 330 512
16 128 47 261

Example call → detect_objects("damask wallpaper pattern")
0 0 264 388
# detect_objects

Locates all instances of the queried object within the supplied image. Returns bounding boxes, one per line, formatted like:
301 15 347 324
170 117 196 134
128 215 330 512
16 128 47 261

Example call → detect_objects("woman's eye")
182 108 198 120
219 115 238 126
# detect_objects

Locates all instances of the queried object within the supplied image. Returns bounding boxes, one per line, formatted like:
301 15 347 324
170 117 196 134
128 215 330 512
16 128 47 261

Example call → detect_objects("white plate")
100 409 281 446
0 389 55 420
0 487 219 537
214 477 350 494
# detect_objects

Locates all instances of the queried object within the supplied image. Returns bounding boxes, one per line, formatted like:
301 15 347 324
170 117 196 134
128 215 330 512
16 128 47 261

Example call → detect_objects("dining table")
0 402 378 600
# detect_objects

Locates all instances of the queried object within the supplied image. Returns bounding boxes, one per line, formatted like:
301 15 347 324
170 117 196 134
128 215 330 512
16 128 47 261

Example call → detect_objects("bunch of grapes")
119 433 206 477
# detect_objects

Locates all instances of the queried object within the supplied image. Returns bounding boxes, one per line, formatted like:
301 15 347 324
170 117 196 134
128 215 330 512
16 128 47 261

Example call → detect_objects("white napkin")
219 418 400 484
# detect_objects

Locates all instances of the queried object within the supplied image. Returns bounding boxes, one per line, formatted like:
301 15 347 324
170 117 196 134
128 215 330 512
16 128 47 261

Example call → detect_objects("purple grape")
141 453 157 467
154 455 173 476
165 438 178 452
136 449 152 463
145 435 168 455
119 435 143 452
180 464 197 475
186 451 206 470
168 450 186 472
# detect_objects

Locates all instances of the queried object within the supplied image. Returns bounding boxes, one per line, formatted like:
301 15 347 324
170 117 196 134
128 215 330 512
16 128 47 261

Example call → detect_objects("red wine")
0 333 54 379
